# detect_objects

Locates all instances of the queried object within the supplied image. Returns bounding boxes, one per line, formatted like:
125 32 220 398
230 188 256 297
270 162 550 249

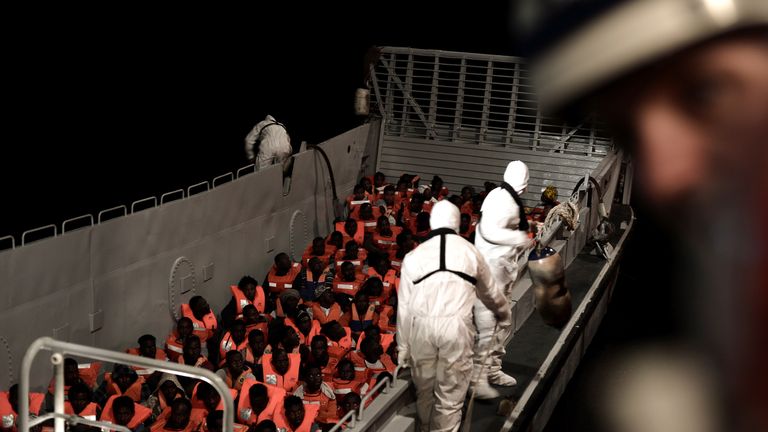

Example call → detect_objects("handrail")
328 409 357 432
236 163 255 178
131 196 158 213
28 412 131 432
212 172 234 187
22 224 57 245
160 189 185 205
62 214 94 233
357 377 391 421
19 337 233 432
187 181 210 197
97 206 127 224
0 235 15 250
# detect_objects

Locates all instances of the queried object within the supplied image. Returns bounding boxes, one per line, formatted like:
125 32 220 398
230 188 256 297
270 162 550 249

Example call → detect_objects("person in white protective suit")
397 200 512 432
244 114 293 170
472 160 533 399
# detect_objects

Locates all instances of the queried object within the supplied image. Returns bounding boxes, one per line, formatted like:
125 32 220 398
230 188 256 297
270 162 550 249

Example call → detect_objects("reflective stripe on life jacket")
310 303 342 325
261 353 301 393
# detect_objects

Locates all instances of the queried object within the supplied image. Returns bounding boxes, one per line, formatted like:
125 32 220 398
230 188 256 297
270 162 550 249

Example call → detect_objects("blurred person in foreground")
515 0 767 430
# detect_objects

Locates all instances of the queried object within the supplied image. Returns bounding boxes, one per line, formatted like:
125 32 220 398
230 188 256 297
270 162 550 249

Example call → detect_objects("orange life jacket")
325 327 353 361
266 263 302 294
230 284 267 316
150 417 199 432
224 367 254 392
286 319 321 346
366 268 398 301
272 403 320 432
261 352 301 393
345 305 377 333
218 331 249 367
47 362 102 397
377 306 397 333
310 303 342 326
356 332 395 354
332 274 365 297
100 395 152 430
334 221 365 246
346 196 371 219
331 378 368 397
294 383 337 424
125 347 168 376
0 391 44 432
373 227 402 252
334 249 368 270
64 400 99 420
237 379 286 425
349 351 396 382
301 245 335 268
358 207 382 233
180 303 217 343
104 372 146 402
189 383 237 411
165 332 185 362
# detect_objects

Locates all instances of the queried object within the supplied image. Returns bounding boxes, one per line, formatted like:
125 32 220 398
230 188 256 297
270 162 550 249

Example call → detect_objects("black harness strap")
499 182 529 232
252 121 286 157
413 231 478 285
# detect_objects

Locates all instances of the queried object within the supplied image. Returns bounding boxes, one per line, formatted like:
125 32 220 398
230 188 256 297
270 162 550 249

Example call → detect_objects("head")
484 181 497 194
112 364 138 392
231 320 247 344
248 329 267 356
430 200 460 231
177 317 193 338
249 383 270 414
344 218 358 236
373 172 386 188
416 212 431 231
308 257 324 275
304 363 323 392
238 275 258 301
461 186 474 202
328 231 344 249
343 241 359 258
311 237 326 255
376 216 390 233
353 292 370 314
197 382 221 412
295 310 313 335
340 261 356 281
281 325 301 351
373 256 390 278
279 289 301 315
136 334 157 358
360 336 384 362
382 185 396 205
471 194 483 212
242 305 259 324
205 411 224 432
68 383 92 414
340 392 362 415
189 296 211 320
167 397 192 429
225 350 246 374
321 320 346 342
460 213 471 232
159 379 181 404
283 396 305 429
359 203 374 220
364 277 384 299
183 335 202 360
431 175 444 191
112 396 135 426
64 357 80 386
502 161 529 195
336 359 356 381
363 324 382 342
396 180 409 194
447 195 462 207
274 253 292 273
353 183 366 199
316 286 334 308
396 231 416 253
310 335 329 362
361 177 373 193
421 186 434 201
409 193 424 213
271 348 290 375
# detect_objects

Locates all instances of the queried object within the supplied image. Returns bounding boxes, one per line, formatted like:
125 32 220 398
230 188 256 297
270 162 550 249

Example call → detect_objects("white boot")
472 378 501 400
488 371 517 387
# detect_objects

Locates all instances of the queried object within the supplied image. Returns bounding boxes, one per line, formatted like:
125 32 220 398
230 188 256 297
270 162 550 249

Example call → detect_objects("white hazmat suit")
244 114 292 170
398 200 512 432
472 160 532 397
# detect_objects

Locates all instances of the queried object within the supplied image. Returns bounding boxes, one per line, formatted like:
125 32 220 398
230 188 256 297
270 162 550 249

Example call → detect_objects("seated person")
221 276 266 329
216 351 256 393
377 297 397 334
429 176 449 200
165 317 193 363
370 217 402 255
331 262 366 297
325 231 344 252
97 364 147 404
413 211 432 240
189 383 237 426
290 310 320 347
459 186 475 213
293 363 337 425
273 396 319 432
399 192 425 234
263 253 302 297
349 337 396 383
355 325 394 355
260 348 301 393
293 257 333 305
65 382 100 421
392 231 417 272
306 335 337 381
337 392 361 421
218 320 248 367
366 255 398 298
331 359 368 398
243 329 268 371
145 376 184 425
272 289 302 319
372 171 389 195
125 335 168 391
333 241 367 270
459 212 476 241
203 410 251 432
180 296 217 345
310 286 342 326
176 336 214 396
346 184 371 218
319 321 353 361
242 305 269 338
100 395 151 431
300 237 334 268
374 185 403 226
1 384 45 431
363 277 387 309
335 218 364 247
356 203 381 233
150 398 195 432
237 380 285 425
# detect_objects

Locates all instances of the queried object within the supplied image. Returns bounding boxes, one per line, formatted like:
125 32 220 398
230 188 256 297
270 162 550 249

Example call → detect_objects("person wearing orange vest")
145 377 184 425
325 231 344 252
263 253 302 296
237 380 285 426
218 320 249 367
293 363 337 425
351 337 396 382
272 396 319 432
371 217 402 256
221 276 267 329
337 392 361 424
243 305 269 338
310 286 342 326
289 311 320 347
429 176 449 200
459 186 475 213
215 351 256 393
332 262 365 297
339 292 378 341
356 203 381 233
65 382 100 422
373 185 403 226
272 289 302 320
126 334 168 391
307 336 337 382
399 192 425 234
413 212 432 241
333 242 367 273
459 212 476 242
189 382 237 421
100 364 147 403
355 325 395 355
366 256 399 299
331 360 369 398
1 384 45 432
180 296 217 345
243 329 268 371
392 231 419 274
377 304 397 334
294 258 333 305
46 357 99 409
320 321 353 362
203 410 251 432
165 317 193 363
176 336 215 396
334 219 365 248
300 237 335 268
362 277 387 310
100 395 152 431
372 172 388 195
150 397 196 432
346 184 370 219
261 348 301 393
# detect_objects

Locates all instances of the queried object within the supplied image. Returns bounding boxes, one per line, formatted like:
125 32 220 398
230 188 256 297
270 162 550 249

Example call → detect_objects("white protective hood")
429 200 460 231
503 160 529 195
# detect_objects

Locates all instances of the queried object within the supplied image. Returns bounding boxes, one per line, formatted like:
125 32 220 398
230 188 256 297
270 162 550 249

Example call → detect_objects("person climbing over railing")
244 115 292 171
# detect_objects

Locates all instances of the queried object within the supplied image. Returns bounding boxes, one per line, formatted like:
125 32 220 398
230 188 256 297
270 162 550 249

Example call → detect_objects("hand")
496 309 513 330
397 349 410 368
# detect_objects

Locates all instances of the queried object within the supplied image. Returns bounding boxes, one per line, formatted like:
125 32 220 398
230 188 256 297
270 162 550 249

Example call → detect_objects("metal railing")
370 47 612 155
328 365 404 432
19 337 233 432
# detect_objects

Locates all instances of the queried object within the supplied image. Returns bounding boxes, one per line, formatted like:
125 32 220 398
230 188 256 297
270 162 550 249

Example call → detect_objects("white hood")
503 161 529 195
430 200 460 231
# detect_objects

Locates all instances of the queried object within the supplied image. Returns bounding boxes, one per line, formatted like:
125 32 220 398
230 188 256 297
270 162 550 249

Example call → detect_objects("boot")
488 371 517 387
472 378 501 400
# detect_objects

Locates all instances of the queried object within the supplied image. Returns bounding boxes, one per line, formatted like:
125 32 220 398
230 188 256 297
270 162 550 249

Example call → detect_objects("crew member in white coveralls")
244 114 292 170
397 200 512 432
472 160 533 399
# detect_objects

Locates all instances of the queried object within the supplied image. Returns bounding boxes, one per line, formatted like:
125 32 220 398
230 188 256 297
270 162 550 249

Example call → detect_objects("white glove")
496 307 513 331
397 348 410 369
